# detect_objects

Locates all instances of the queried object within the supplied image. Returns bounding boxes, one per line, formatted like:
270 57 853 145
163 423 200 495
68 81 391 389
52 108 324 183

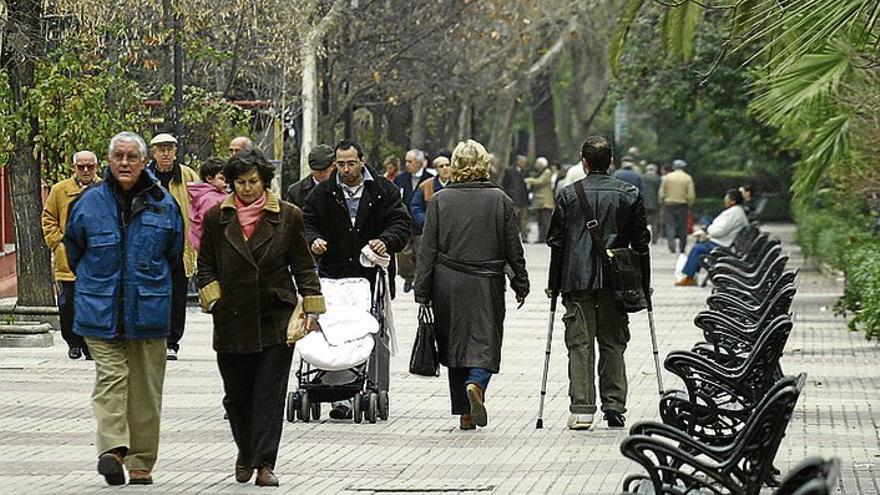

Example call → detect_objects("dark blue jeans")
448 367 492 415
683 241 718 277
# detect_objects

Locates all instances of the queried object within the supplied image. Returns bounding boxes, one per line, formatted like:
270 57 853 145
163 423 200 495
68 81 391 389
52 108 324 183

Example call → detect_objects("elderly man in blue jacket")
64 131 183 487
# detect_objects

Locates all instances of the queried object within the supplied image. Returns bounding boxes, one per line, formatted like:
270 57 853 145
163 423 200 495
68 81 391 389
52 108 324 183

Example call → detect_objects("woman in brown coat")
197 149 325 487
414 139 529 430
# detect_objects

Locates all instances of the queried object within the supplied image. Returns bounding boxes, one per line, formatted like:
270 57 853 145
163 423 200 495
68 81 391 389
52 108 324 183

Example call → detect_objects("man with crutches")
542 136 652 430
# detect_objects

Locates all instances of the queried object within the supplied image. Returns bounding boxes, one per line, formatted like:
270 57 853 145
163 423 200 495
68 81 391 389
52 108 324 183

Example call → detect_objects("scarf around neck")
234 192 267 240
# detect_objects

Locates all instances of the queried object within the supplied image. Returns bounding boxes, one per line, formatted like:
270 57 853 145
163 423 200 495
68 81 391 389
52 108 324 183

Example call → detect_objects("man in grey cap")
659 158 695 253
285 144 335 208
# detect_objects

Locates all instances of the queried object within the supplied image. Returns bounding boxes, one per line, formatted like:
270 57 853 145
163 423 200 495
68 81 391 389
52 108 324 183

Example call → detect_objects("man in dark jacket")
546 136 651 431
503 155 530 240
394 149 433 292
612 156 644 195
303 139 410 419
285 144 335 208
65 131 183 486
642 164 662 243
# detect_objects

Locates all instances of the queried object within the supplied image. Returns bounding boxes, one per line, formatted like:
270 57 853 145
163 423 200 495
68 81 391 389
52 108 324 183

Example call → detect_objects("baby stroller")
286 274 391 424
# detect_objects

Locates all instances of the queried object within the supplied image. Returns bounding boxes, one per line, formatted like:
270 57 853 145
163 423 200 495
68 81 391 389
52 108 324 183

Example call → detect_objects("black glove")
639 253 652 311
547 248 563 298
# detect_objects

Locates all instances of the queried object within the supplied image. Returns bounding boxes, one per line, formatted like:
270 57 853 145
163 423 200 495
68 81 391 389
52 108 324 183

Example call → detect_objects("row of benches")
618 225 840 494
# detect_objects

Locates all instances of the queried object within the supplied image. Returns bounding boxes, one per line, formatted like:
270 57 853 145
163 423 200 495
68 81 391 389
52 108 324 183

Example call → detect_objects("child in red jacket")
188 157 229 251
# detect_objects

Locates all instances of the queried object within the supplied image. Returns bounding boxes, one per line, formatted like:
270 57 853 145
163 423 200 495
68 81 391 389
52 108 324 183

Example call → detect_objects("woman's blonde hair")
451 139 492 182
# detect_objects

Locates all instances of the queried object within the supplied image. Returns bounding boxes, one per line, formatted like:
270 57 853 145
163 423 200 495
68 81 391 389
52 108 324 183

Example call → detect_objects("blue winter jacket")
64 168 183 340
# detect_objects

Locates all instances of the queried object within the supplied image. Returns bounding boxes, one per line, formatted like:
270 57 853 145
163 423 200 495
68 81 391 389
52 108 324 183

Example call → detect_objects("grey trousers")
561 290 630 415
664 204 689 253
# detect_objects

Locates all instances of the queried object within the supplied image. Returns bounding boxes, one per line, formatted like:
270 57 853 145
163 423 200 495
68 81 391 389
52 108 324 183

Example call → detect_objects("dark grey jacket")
642 171 661 211
546 172 650 294
414 182 529 372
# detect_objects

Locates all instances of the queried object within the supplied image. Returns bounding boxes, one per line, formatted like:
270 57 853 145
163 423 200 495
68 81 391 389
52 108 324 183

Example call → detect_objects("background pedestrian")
147 133 200 360
41 150 100 360
415 139 529 430
659 158 695 253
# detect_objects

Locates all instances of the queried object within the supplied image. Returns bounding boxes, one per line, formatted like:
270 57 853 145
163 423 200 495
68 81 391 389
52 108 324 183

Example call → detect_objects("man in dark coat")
284 144 335 208
547 136 651 431
303 139 410 419
612 156 644 195
393 149 433 292
642 164 662 243
502 155 530 240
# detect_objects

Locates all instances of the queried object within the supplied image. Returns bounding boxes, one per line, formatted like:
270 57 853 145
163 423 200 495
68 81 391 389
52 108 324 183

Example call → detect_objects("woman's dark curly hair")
223 148 274 189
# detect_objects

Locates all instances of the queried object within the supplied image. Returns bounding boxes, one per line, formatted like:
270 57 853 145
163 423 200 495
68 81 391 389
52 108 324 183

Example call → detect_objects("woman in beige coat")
525 157 556 243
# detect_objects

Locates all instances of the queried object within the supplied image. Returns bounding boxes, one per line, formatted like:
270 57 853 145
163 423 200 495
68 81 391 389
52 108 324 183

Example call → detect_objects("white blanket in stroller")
296 278 379 371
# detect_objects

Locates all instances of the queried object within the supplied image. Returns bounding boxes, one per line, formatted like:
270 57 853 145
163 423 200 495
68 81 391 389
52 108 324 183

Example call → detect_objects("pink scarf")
234 192 267 240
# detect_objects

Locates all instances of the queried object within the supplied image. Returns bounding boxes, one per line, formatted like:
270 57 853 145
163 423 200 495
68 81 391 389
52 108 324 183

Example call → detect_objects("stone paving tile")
0 223 875 493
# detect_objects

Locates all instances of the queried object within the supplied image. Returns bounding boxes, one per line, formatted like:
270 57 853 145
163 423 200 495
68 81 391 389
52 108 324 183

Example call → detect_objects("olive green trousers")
561 290 630 415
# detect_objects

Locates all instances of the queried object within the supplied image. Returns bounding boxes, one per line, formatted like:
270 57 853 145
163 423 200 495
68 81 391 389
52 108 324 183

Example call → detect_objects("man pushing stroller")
303 139 410 419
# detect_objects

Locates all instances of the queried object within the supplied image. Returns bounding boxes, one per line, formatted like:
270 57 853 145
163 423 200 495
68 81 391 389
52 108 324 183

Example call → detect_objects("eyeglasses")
75 164 96 171
336 160 361 169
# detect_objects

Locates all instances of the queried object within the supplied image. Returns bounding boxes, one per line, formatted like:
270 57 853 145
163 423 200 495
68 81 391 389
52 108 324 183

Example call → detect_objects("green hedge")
837 240 880 339
795 203 880 338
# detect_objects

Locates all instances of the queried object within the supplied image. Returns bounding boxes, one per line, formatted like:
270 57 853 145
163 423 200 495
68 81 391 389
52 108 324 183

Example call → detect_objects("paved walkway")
0 224 875 494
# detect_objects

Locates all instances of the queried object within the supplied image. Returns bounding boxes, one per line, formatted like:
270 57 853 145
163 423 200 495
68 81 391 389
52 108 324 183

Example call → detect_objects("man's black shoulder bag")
573 180 648 313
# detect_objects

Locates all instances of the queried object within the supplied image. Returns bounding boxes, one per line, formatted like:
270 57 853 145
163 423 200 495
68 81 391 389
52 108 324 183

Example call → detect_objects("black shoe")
97 452 126 486
403 280 413 293
329 403 352 420
166 348 178 361
82 348 93 361
604 411 625 429
68 347 82 360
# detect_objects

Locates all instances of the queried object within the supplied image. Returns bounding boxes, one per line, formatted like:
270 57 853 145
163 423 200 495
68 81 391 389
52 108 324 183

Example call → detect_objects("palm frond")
750 41 856 130
661 1 703 61
737 0 876 69
791 112 852 200
609 0 647 77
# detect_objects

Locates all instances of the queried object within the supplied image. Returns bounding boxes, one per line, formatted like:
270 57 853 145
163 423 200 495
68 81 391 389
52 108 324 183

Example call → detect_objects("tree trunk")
3 0 55 307
300 37 319 180
409 96 426 150
488 89 518 180
387 104 408 151
531 69 560 163
569 43 589 141
456 97 472 144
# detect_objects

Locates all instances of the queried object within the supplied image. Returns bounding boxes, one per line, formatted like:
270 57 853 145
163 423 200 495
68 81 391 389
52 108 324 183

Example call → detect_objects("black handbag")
409 305 440 377
573 180 649 313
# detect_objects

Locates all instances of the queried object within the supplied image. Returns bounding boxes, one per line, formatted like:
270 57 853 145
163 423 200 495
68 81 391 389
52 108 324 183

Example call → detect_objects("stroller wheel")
378 391 389 421
299 391 311 423
367 392 378 424
353 392 363 424
286 391 299 423
310 401 321 421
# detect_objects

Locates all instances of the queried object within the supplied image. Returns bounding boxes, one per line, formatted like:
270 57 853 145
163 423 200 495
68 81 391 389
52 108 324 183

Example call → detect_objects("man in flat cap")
147 133 200 360
658 158 695 253
285 144 335 208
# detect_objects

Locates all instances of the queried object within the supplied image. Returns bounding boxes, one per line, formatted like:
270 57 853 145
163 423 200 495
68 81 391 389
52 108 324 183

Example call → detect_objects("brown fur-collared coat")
197 191 325 354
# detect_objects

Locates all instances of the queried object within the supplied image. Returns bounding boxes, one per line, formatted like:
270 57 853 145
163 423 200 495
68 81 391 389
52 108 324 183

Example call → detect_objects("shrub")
836 239 880 339
797 200 880 339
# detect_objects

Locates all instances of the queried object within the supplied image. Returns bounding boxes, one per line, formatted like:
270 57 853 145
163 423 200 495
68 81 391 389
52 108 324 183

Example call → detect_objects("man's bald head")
228 136 254 156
